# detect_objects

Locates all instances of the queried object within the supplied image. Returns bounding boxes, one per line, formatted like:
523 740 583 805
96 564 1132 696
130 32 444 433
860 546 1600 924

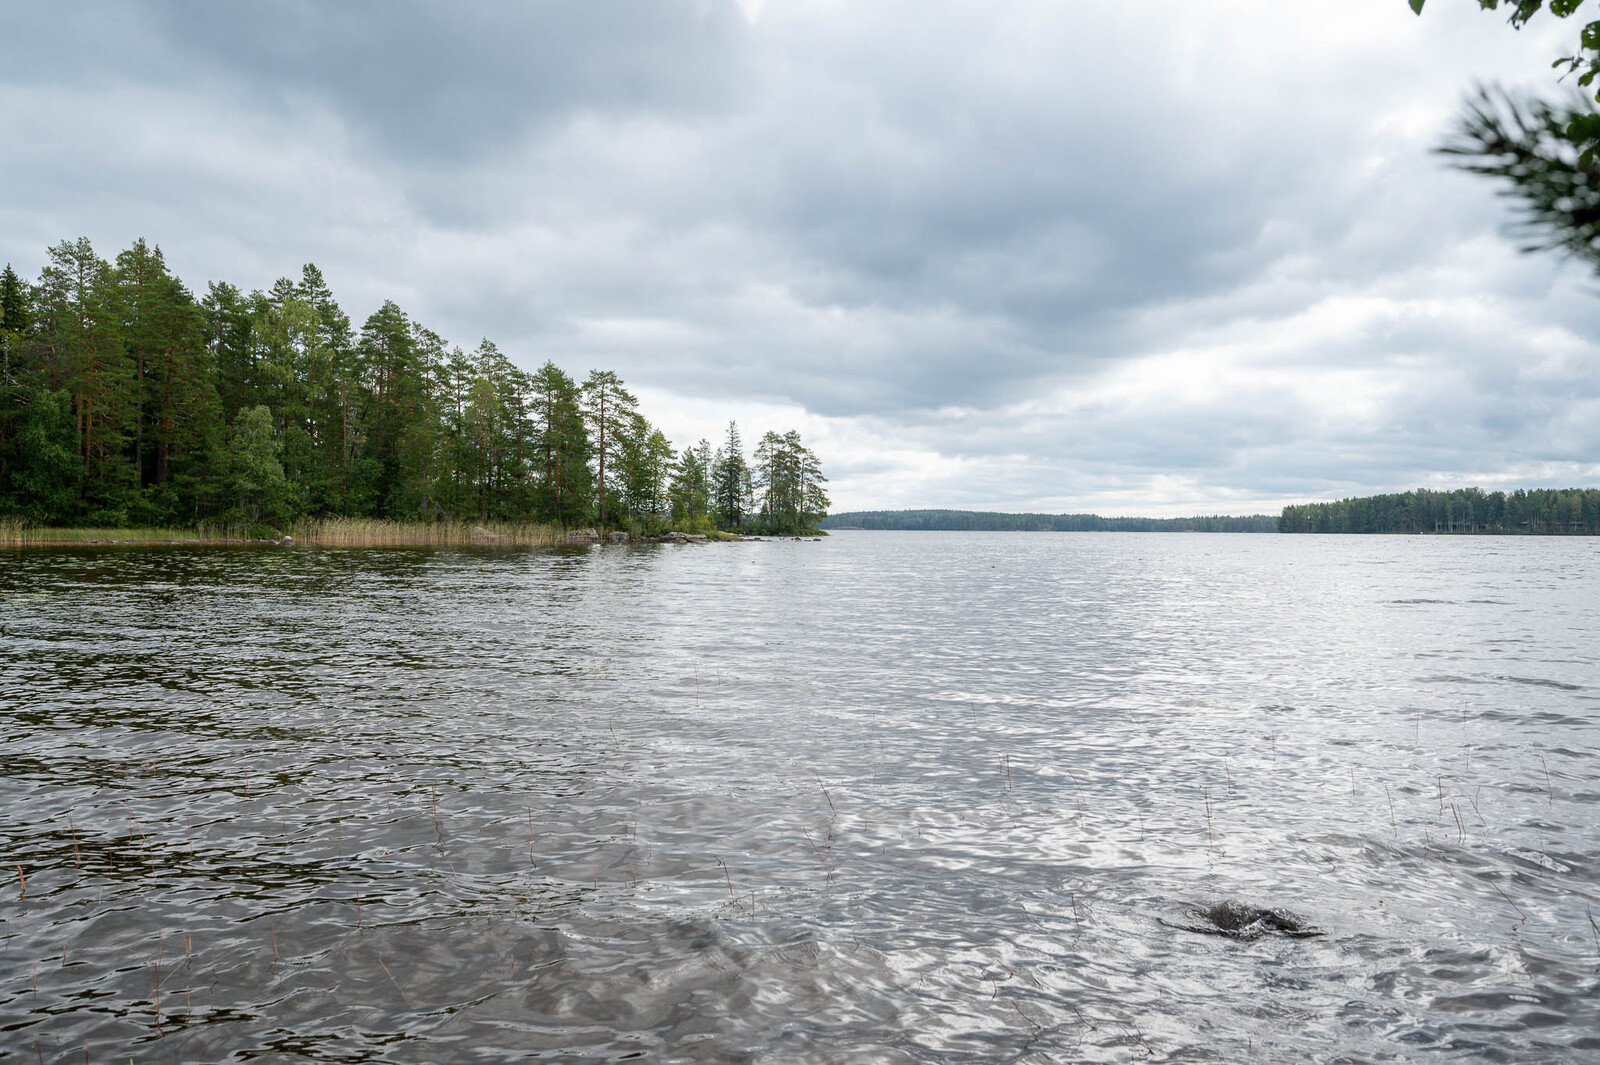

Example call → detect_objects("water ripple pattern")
1 533 1598 1062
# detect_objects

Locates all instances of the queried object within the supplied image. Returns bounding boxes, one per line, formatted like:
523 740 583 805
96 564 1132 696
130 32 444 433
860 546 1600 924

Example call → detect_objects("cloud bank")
3 0 1596 513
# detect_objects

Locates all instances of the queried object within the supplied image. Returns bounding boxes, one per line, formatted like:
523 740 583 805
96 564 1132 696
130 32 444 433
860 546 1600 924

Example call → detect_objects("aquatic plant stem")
1492 882 1525 922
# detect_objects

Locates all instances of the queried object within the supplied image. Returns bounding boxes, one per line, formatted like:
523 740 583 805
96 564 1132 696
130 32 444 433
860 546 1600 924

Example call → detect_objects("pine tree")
351 300 425 516
669 438 713 527
581 369 638 527
616 412 674 528
35 238 137 521
529 361 591 526
752 429 828 534
0 263 31 504
112 239 220 522
711 421 750 531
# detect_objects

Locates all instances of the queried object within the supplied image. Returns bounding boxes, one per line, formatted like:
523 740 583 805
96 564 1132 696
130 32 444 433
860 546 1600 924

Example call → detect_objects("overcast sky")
4 1 1597 514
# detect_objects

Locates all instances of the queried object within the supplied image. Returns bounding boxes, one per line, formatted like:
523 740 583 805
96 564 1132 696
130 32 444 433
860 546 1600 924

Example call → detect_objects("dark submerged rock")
1185 900 1322 939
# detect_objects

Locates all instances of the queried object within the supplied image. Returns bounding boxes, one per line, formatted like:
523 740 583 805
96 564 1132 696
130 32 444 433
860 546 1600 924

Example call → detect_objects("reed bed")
0 518 218 545
289 517 563 547
0 516 563 547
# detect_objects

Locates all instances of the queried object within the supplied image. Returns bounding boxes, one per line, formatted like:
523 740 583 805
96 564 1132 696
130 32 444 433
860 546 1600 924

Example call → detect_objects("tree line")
0 238 828 536
1279 487 1600 534
821 510 1278 532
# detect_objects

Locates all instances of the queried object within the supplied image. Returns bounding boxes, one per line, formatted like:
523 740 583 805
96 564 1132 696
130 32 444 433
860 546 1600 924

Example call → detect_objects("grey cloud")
3 1 1597 511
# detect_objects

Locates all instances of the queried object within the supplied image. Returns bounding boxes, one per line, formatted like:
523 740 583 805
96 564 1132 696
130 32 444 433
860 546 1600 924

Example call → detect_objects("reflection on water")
2 533 1598 1062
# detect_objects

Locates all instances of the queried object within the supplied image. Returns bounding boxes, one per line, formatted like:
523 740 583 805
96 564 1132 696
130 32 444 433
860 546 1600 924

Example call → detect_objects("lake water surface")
2 532 1598 1063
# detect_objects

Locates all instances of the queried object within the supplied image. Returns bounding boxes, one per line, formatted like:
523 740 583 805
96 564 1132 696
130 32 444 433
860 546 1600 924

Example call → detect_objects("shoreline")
0 526 823 549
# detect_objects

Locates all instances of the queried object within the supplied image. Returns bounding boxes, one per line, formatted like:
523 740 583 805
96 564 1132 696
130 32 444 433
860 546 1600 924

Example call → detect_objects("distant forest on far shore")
825 488 1600 535
820 510 1278 532
1279 487 1600 534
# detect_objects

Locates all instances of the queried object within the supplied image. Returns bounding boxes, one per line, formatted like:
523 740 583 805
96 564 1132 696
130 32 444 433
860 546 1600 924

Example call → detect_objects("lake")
2 532 1597 1062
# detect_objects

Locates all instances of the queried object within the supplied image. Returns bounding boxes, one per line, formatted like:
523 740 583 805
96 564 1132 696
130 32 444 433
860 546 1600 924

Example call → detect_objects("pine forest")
1279 487 1600 534
0 239 829 538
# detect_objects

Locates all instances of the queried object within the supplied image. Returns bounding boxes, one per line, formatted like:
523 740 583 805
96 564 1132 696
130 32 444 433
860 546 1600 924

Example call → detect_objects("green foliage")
669 439 714 526
1411 1 1600 99
1441 86 1600 264
1280 486 1600 532
7 391 81 521
822 510 1279 532
225 405 291 526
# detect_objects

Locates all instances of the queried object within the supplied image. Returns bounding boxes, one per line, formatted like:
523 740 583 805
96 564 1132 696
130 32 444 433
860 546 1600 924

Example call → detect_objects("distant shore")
826 489 1600 534
821 510 1277 533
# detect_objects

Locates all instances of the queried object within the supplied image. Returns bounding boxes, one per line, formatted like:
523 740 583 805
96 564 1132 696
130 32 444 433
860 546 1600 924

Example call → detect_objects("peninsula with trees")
0 238 828 543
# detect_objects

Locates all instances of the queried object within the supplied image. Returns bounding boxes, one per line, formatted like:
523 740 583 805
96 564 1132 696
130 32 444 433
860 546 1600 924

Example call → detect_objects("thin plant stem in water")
1540 755 1554 809
1492 881 1525 922
377 950 410 1007
802 826 832 874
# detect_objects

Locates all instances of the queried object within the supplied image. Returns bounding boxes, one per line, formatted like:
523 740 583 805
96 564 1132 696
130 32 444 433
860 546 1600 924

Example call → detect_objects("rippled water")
3 532 1599 1063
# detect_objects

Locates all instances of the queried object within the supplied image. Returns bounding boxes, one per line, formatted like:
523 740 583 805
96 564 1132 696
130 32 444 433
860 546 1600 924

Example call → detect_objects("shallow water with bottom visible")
2 532 1598 1063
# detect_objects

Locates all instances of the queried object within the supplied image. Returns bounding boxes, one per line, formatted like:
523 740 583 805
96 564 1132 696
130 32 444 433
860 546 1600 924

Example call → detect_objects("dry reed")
290 518 562 547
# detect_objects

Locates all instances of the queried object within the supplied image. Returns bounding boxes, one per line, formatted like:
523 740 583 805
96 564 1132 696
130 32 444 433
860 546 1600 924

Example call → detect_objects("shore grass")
1 517 563 548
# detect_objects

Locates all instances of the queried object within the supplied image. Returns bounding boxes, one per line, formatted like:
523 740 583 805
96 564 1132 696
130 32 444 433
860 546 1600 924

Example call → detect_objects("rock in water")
1189 900 1321 939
